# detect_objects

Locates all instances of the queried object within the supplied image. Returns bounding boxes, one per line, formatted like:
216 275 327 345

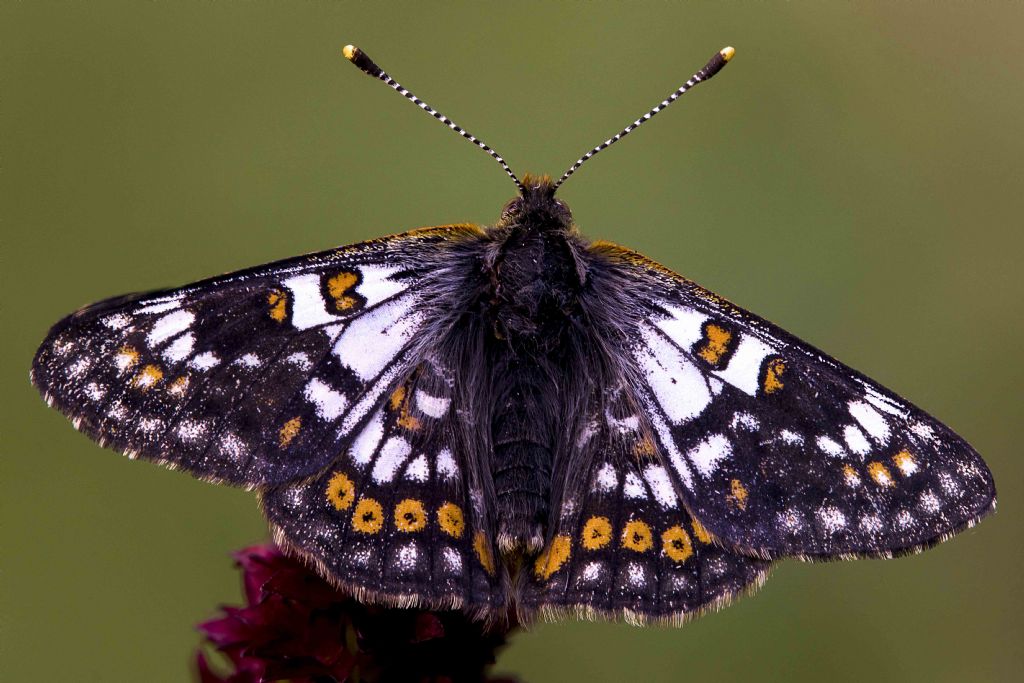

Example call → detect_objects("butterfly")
31 45 995 626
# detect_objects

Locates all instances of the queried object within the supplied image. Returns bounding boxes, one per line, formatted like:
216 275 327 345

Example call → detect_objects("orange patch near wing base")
696 323 733 366
533 535 572 579
326 271 361 311
278 417 302 447
763 358 786 394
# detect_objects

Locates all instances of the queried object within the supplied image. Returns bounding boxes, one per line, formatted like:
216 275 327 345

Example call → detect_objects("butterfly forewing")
31 225 479 487
590 242 996 559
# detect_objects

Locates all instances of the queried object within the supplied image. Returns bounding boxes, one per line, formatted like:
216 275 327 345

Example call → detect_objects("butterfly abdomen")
484 223 587 553
491 360 553 552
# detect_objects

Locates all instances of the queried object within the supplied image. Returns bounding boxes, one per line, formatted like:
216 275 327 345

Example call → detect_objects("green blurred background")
3 2 1022 681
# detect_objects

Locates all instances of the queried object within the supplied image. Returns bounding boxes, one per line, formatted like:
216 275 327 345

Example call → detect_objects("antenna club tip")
342 44 359 62
720 46 736 62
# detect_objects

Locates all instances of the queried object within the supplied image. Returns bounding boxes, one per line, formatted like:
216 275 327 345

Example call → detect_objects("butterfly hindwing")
589 242 996 559
520 394 771 624
261 355 506 616
31 225 481 487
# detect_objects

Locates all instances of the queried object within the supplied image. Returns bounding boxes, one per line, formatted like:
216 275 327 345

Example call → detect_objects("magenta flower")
195 544 519 682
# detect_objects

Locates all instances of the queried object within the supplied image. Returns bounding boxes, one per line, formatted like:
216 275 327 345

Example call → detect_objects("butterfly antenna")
343 45 525 194
553 47 735 192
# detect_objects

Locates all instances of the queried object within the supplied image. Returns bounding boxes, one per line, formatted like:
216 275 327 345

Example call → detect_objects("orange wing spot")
892 450 918 476
267 289 288 322
691 519 713 544
763 358 786 394
278 417 302 447
581 516 613 550
621 520 654 552
473 530 496 575
633 436 656 457
115 345 140 372
842 464 862 486
662 525 694 563
394 498 428 532
388 384 421 431
168 376 189 397
728 478 749 510
132 364 164 390
868 461 895 487
437 502 465 539
326 271 360 311
352 498 384 534
389 385 407 410
534 535 572 579
697 324 733 365
325 472 356 511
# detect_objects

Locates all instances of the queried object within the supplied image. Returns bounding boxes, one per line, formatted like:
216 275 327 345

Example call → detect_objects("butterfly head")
498 173 573 232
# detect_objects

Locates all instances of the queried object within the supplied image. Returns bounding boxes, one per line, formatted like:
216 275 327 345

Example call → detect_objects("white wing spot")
635 324 712 424
643 465 678 508
623 472 647 500
68 358 92 379
817 506 847 533
919 490 942 514
816 435 845 457
218 432 248 460
442 546 462 574
580 561 604 583
102 314 131 330
85 382 106 401
594 463 618 492
849 400 891 443
234 353 261 368
189 352 220 371
687 433 732 477
356 264 409 307
654 305 706 349
138 416 162 435
895 509 915 530
372 437 412 483
285 352 312 370
414 389 450 419
715 333 776 396
843 425 872 456
304 378 348 421
626 562 647 588
778 510 804 534
910 421 936 441
404 454 428 482
332 294 423 381
860 514 883 534
283 273 339 330
437 448 459 480
148 310 195 346
176 419 208 442
779 429 804 446
350 409 384 466
395 542 419 570
731 412 759 431
136 299 181 315
162 333 194 364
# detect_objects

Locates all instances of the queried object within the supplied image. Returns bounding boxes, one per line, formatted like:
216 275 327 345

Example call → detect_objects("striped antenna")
343 45 524 194
553 47 735 192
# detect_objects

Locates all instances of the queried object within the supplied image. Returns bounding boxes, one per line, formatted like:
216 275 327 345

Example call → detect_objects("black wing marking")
32 225 482 488
589 242 995 559
520 396 770 624
261 356 507 617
